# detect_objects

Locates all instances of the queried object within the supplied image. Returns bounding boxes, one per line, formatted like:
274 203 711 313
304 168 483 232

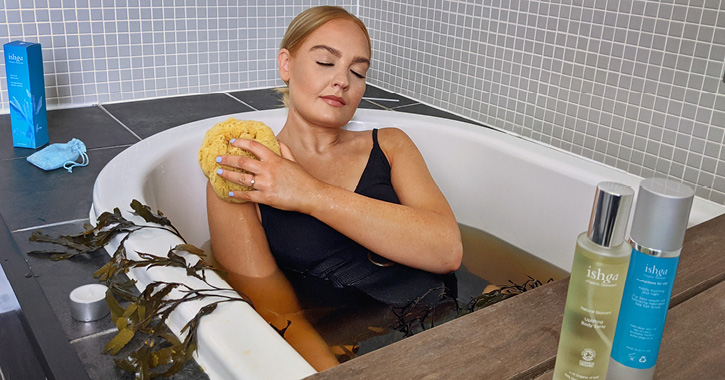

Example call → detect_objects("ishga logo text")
7 53 24 64
645 264 668 277
586 266 619 285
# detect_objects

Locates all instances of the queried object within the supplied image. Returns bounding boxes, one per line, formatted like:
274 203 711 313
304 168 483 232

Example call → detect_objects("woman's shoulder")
340 128 417 162
376 127 417 155
372 127 425 169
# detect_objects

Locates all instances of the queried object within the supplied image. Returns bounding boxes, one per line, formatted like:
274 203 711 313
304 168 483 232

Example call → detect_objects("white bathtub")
91 108 725 379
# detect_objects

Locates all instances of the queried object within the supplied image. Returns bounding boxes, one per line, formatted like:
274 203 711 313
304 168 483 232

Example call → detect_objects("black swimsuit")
259 129 455 307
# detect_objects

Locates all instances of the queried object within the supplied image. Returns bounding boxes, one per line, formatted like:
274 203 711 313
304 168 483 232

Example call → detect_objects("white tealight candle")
69 283 110 322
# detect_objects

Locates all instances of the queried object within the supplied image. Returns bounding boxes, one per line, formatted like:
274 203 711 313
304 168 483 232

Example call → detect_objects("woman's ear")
278 49 291 83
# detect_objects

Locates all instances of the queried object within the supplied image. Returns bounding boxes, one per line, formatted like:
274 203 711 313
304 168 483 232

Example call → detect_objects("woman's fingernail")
228 191 234 197
216 156 222 163
230 138 236 144
216 168 223 175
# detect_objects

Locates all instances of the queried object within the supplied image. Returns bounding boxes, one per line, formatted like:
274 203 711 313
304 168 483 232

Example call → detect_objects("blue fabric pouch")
26 138 89 173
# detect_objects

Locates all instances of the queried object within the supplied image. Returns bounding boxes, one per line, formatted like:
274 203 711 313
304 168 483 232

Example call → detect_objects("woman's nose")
332 69 350 90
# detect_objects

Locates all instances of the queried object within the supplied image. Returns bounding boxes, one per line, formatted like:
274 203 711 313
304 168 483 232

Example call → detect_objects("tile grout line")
69 328 118 345
12 218 90 233
362 99 393 110
87 144 134 152
223 92 258 111
390 102 422 111
97 104 143 141
0 155 32 162
362 97 400 103
0 144 133 163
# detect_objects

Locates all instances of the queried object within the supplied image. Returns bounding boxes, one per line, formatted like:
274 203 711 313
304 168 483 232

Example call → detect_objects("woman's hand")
215 138 323 212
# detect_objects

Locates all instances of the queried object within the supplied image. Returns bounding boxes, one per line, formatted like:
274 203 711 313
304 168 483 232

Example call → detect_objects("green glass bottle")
553 182 634 380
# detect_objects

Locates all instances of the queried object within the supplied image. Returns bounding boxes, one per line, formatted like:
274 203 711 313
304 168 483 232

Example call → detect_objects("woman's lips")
320 95 346 107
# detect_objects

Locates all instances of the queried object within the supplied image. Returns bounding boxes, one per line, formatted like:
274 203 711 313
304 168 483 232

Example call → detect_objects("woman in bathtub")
206 6 462 370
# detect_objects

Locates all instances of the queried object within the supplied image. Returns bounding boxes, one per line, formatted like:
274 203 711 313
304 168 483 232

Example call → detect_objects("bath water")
201 224 568 362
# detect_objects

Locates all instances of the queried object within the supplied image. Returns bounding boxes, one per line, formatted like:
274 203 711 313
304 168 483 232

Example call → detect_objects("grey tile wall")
359 0 725 205
2 0 724 204
0 0 354 108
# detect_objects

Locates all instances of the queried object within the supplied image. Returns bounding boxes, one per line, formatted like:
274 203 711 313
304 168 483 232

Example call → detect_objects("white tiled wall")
0 0 354 107
1 0 724 204
359 0 725 204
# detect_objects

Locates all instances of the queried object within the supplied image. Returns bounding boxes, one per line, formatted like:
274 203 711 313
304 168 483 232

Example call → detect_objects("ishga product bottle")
606 178 694 380
553 182 635 380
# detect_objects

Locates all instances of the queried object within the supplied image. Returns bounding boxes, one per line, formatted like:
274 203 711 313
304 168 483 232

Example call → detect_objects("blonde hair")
276 6 371 106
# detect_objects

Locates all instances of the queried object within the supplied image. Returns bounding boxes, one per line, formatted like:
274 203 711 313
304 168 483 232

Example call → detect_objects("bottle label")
610 248 679 369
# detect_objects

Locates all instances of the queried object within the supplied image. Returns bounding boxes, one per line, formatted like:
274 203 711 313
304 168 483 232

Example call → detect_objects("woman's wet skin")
215 20 462 271
207 17 377 372
207 11 462 372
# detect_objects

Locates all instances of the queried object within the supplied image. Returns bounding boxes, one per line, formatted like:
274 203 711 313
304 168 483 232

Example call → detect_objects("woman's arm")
206 182 338 371
310 128 462 273
217 128 463 274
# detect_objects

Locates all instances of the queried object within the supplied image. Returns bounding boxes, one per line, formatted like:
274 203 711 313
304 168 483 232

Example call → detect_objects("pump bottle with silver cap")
553 182 635 380
606 178 695 380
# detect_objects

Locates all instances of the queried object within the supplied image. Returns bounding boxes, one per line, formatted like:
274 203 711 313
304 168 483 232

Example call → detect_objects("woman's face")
279 19 370 129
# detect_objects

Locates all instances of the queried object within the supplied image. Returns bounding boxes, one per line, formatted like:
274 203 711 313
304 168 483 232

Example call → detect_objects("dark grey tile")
227 85 395 111
102 94 253 140
0 146 128 231
0 106 139 161
228 88 285 110
12 222 115 341
393 103 485 126
0 310 47 380
72 331 209 380
357 99 388 110
363 85 419 108
2 214 91 380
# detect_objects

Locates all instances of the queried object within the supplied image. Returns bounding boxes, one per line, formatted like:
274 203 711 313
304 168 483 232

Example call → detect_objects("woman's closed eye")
316 61 366 79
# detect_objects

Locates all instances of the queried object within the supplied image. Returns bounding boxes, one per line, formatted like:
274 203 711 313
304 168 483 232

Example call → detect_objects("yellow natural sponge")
198 118 280 203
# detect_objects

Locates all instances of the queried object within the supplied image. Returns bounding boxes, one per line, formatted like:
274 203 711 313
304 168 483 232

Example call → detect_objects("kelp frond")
29 200 252 378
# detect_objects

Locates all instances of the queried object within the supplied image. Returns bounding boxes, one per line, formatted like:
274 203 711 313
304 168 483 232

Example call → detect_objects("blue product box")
4 41 49 149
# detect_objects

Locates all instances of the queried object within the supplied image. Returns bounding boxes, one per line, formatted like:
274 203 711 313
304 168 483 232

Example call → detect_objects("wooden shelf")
311 214 725 380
